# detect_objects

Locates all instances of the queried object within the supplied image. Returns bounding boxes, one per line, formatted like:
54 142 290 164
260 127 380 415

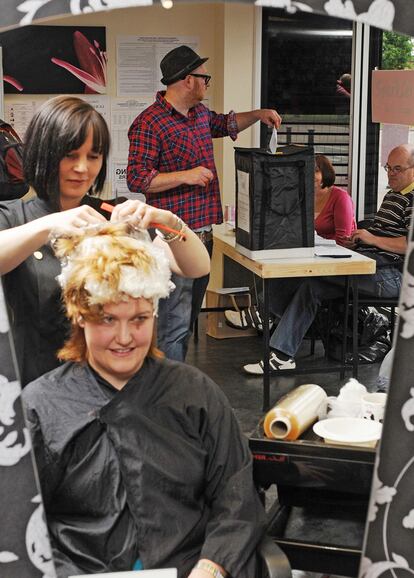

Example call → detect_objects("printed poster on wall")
110 97 152 197
111 97 152 155
116 36 198 96
111 160 145 200
5 100 39 139
1 26 106 94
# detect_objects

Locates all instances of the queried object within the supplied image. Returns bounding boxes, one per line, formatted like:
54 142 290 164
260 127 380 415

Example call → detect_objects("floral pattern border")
360 221 414 577
1 0 414 576
0 281 55 578
0 1 412 36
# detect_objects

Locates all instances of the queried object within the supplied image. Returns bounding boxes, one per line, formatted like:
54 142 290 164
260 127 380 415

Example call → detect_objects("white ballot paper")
268 127 278 154
314 246 352 257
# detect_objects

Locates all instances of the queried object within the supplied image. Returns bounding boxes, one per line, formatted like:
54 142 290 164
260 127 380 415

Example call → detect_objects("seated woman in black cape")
22 222 265 578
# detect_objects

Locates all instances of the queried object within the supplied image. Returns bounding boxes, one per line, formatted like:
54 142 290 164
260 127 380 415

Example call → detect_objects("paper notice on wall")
111 159 145 201
111 97 152 156
79 94 110 122
237 170 250 233
372 69 414 125
116 36 198 96
5 100 39 138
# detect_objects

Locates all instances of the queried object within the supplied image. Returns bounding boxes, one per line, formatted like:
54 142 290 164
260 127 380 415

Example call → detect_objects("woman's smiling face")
79 297 155 389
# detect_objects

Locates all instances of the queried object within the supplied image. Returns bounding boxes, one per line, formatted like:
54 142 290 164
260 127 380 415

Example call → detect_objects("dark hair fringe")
315 154 336 189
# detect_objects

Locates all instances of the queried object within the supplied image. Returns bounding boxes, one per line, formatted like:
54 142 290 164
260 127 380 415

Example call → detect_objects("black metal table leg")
340 277 350 380
263 278 270 411
352 277 359 378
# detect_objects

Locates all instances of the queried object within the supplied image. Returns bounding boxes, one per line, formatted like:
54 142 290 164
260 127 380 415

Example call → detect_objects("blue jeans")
157 239 213 361
157 272 193 361
269 266 402 358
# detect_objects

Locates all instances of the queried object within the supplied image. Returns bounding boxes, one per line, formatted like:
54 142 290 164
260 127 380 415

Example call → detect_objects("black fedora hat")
160 45 208 86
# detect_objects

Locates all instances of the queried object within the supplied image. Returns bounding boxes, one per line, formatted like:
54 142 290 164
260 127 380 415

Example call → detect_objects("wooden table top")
213 224 377 279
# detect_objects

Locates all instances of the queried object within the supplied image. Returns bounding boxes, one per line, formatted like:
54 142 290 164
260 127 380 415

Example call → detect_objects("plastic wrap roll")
263 384 327 440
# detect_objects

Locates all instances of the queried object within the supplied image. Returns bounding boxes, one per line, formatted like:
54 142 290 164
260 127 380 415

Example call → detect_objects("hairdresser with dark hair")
0 95 209 385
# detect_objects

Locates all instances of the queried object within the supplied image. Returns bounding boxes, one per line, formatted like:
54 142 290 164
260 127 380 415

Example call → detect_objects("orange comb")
100 202 186 241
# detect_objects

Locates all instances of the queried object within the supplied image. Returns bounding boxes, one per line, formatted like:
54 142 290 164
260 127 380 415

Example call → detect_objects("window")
261 7 352 187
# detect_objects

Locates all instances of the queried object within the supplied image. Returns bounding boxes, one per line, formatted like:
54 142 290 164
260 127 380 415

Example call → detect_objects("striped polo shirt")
360 184 414 266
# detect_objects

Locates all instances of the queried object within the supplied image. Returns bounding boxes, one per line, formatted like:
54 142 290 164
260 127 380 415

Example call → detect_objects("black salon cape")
22 357 266 577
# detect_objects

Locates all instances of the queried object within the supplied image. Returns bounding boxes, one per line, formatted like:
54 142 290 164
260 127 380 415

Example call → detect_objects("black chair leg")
390 306 395 341
310 325 316 356
194 316 199 342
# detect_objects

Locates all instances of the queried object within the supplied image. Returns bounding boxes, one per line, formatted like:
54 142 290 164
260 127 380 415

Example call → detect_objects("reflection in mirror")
0 281 55 578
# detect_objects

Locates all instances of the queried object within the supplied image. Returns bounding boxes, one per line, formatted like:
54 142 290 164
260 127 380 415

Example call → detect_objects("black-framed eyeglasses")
383 163 413 174
189 73 211 86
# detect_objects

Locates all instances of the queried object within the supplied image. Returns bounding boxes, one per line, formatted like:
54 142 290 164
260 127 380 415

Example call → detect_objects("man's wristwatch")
194 560 225 578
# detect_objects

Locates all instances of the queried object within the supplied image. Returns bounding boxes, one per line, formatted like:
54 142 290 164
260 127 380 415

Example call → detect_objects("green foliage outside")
382 31 414 70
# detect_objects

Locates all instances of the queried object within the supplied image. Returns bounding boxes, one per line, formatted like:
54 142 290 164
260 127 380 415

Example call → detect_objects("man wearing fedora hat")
127 45 281 361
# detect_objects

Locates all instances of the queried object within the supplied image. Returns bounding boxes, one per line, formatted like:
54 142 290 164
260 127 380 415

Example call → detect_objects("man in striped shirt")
244 144 414 375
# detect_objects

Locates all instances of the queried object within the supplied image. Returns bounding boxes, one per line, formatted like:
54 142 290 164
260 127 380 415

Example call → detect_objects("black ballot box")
234 145 315 259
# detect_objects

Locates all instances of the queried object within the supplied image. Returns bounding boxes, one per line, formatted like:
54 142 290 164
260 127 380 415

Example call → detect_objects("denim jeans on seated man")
269 265 402 360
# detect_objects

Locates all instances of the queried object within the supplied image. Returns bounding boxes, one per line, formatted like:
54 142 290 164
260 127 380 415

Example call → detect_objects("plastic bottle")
263 384 327 440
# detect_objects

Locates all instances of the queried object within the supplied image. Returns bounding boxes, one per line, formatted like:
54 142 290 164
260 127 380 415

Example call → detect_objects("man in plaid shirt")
127 45 281 361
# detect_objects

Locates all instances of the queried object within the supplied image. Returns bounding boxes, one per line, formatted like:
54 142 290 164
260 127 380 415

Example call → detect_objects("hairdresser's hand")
42 205 106 235
111 199 179 230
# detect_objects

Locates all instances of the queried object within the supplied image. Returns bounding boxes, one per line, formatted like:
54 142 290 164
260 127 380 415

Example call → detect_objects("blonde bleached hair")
54 222 173 363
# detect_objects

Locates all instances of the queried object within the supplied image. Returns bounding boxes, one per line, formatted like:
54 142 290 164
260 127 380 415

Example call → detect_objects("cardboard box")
205 288 258 339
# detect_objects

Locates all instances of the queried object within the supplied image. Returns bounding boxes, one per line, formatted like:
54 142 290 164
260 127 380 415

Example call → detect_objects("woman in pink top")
314 154 355 245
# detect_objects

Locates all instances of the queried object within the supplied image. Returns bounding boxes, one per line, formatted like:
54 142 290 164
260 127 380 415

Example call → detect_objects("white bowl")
313 417 382 447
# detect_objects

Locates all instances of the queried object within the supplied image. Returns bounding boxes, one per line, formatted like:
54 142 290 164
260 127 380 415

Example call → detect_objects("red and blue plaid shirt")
127 91 238 229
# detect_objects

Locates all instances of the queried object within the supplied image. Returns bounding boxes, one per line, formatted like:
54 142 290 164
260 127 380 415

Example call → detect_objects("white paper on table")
315 233 336 246
314 246 352 257
268 127 278 154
